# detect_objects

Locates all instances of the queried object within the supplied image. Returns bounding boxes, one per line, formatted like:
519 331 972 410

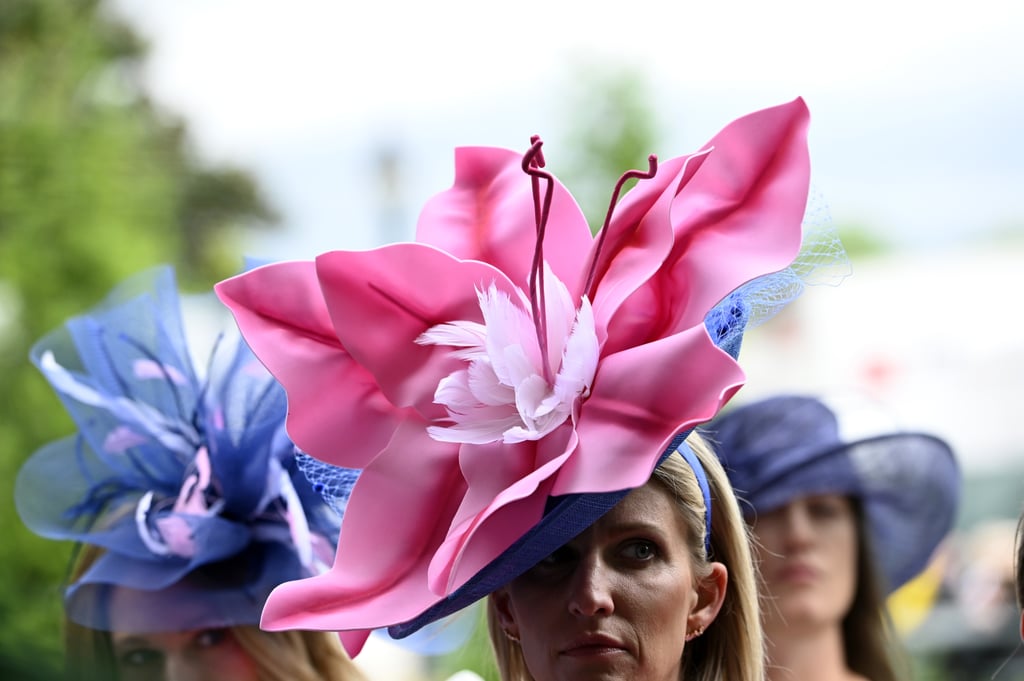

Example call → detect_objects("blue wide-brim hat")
707 394 961 592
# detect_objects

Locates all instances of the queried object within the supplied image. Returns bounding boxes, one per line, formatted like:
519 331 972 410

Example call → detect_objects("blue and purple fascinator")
14 266 352 632
708 394 961 592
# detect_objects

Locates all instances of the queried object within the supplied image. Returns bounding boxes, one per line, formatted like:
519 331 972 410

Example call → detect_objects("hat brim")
847 432 960 591
388 435 685 638
739 431 959 593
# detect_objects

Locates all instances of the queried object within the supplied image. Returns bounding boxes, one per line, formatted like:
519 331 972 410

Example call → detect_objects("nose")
164 654 202 681
567 554 615 617
780 503 814 549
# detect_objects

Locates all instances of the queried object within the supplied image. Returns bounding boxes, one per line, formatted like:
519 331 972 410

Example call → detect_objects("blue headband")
679 443 713 556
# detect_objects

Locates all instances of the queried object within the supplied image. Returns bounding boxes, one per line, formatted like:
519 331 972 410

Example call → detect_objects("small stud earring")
505 629 520 644
685 625 705 642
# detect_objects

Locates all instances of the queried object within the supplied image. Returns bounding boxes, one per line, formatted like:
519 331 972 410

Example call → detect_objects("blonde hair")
62 543 367 681
232 627 366 681
486 430 763 681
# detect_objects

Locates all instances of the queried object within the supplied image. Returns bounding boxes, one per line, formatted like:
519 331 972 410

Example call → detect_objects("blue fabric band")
679 443 712 556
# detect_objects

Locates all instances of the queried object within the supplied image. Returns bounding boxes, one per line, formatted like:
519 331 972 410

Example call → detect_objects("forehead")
589 482 686 536
111 629 191 648
759 492 853 514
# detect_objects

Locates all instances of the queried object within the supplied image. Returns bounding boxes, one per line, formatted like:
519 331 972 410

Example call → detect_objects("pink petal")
314 245 521 418
428 426 577 593
551 326 745 496
661 97 809 327
584 151 703 339
597 98 810 354
215 261 402 468
261 421 463 638
416 146 594 295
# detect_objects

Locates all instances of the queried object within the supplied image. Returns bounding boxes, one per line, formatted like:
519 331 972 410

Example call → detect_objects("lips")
560 632 629 657
775 561 819 584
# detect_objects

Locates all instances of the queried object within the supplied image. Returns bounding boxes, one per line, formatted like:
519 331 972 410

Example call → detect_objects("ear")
688 561 728 633
491 588 520 640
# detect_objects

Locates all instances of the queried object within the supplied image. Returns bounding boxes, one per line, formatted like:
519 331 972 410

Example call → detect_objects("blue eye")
624 540 657 561
807 497 847 520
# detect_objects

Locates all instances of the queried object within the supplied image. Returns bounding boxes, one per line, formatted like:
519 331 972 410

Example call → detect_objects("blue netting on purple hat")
707 394 961 592
15 266 354 632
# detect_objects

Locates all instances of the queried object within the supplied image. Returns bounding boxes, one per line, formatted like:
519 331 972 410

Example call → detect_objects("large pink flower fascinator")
216 98 820 654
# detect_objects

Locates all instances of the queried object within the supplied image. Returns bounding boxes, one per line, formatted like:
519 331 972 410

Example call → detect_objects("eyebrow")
603 520 667 537
111 636 152 650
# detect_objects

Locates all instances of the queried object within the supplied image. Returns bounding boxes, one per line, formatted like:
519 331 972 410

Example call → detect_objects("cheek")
625 573 692 652
832 525 860 588
207 643 260 680
504 586 559 650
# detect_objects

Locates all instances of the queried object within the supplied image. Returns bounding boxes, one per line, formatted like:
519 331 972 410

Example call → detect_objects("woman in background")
710 394 961 681
16 266 366 681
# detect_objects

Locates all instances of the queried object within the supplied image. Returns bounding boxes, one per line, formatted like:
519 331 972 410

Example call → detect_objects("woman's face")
110 627 260 681
751 494 858 634
493 482 726 681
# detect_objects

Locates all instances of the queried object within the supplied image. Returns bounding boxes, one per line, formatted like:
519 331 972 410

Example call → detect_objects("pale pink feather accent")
103 426 147 453
133 359 188 385
418 264 598 445
153 515 197 557
136 447 221 559
172 446 213 515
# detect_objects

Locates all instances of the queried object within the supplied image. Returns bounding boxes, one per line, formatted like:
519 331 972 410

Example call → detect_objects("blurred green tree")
0 0 276 666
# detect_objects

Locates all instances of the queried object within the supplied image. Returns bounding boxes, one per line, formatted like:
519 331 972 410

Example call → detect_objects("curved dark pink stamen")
583 155 659 300
521 138 555 384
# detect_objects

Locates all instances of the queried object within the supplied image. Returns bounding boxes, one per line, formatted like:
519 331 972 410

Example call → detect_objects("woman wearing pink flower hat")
217 98 835 681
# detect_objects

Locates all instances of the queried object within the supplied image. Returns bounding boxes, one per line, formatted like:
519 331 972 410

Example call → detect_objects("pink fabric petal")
657 96 809 328
416 146 594 294
551 327 746 496
585 151 708 345
599 98 810 354
261 420 463 637
313 245 522 417
215 262 401 468
429 426 576 592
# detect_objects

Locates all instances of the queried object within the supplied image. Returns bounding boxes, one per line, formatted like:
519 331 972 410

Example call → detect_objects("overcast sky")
107 0 1024 260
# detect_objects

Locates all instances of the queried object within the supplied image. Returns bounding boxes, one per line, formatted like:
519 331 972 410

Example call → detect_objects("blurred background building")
2 0 1021 678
